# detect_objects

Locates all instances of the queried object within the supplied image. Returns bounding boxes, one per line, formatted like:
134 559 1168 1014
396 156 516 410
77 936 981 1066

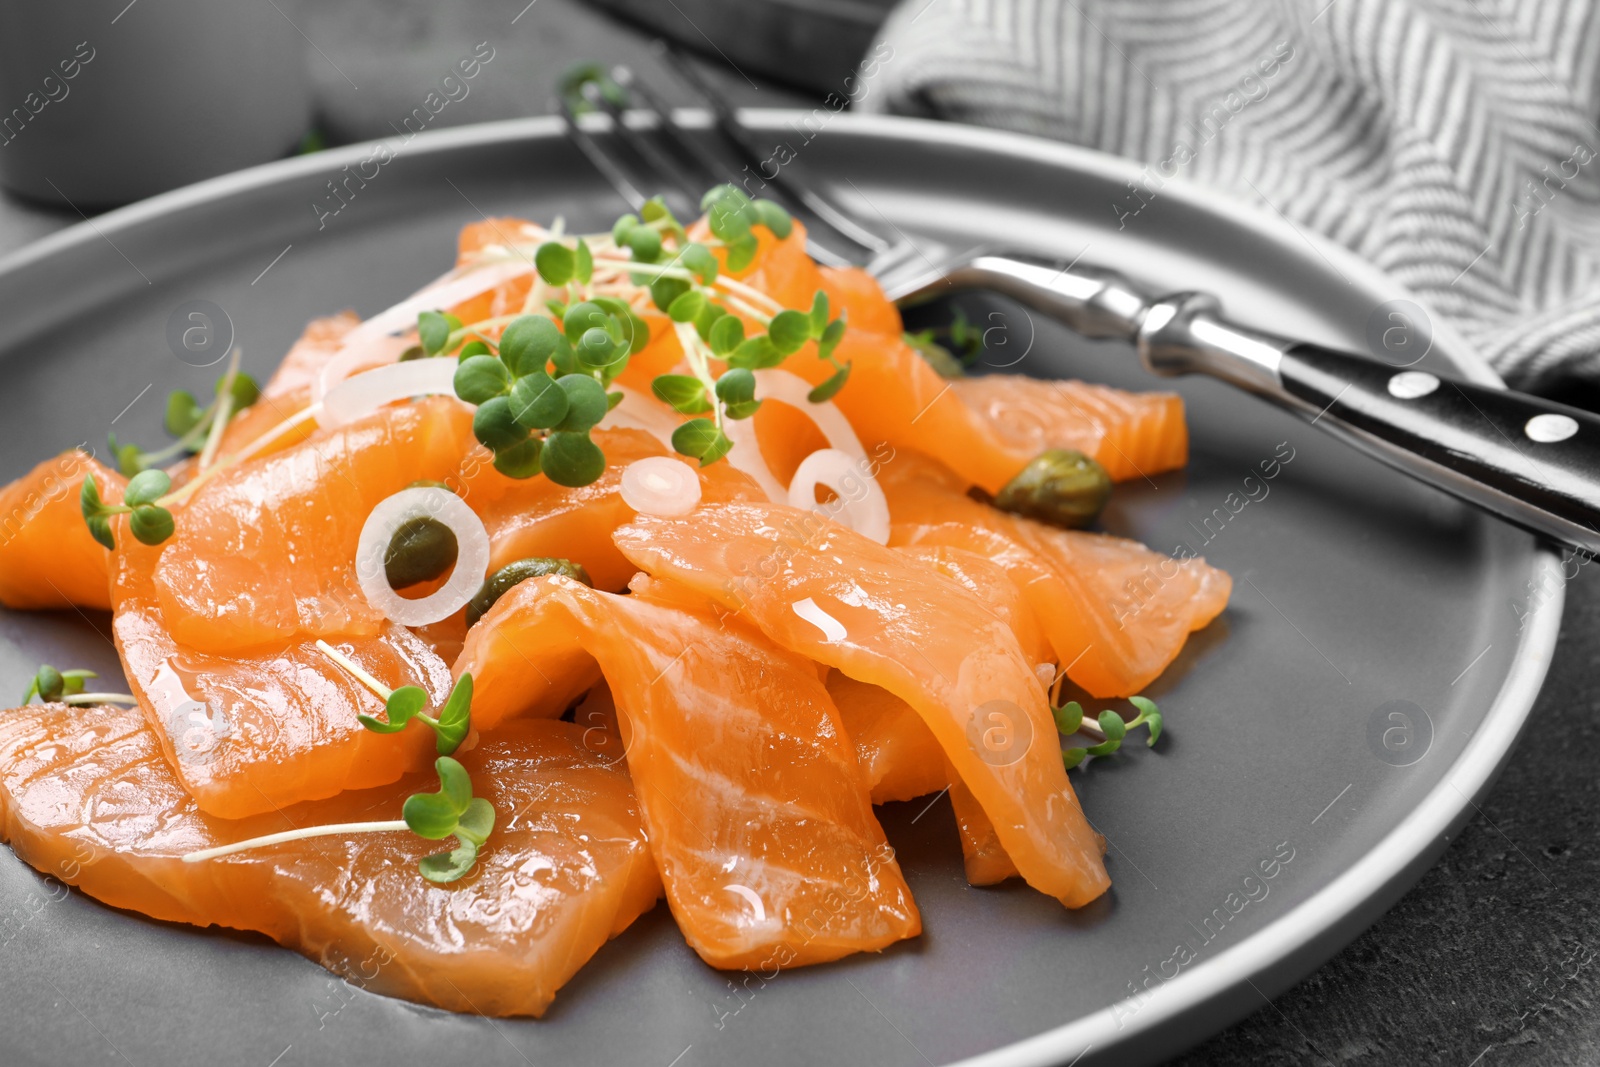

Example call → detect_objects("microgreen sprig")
20 664 138 707
1054 696 1163 770
180 755 496 885
314 639 473 755
80 469 175 550
108 365 261 476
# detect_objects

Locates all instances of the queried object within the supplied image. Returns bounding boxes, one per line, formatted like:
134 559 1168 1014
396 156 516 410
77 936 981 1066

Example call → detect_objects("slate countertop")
2 2 1595 1063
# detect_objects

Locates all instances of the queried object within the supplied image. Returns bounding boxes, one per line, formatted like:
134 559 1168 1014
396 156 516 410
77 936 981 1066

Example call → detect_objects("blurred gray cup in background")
0 0 311 208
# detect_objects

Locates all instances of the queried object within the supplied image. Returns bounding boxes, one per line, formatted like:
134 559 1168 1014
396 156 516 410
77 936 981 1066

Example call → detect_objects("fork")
561 50 1600 556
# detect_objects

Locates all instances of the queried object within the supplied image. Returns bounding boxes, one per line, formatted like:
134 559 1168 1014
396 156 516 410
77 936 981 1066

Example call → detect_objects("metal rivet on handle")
1525 413 1579 443
1387 371 1440 399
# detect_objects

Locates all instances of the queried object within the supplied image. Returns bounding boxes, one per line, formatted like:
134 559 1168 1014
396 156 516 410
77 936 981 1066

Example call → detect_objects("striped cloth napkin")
860 0 1600 397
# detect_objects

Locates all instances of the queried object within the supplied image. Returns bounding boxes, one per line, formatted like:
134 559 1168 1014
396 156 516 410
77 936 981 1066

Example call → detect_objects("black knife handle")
1279 342 1600 550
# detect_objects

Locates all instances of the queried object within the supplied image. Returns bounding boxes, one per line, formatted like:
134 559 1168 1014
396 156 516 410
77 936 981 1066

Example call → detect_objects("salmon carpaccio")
881 449 1231 698
0 702 659 1016
153 396 475 653
613 501 1111 908
454 573 921 968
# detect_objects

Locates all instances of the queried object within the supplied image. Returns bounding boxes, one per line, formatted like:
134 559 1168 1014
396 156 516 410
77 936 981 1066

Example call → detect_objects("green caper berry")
993 449 1112 529
384 516 460 590
398 345 427 362
465 557 592 628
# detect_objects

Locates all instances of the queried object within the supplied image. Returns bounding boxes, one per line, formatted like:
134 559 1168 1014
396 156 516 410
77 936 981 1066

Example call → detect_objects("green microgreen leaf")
434 674 473 755
754 200 793 239
221 372 261 410
707 315 745 357
694 301 728 342
807 362 852 403
575 238 594 285
563 301 608 340
418 839 481 883
667 289 707 324
681 242 719 284
650 276 691 313
624 226 662 263
80 475 115 551
31 664 63 703
809 291 830 337
129 505 175 546
164 390 205 436
1052 700 1085 736
671 418 734 466
499 315 563 377
555 375 609 432
458 340 492 360
403 757 472 840
418 311 453 356
540 431 607 487
1127 696 1163 746
472 397 528 451
652 373 713 415
509 370 568 430
399 344 426 362
767 309 811 354
818 314 847 362
124 469 171 508
575 326 624 372
715 367 761 419
612 214 640 244
535 242 575 286
726 336 784 370
454 356 512 406
492 438 544 479
724 234 759 273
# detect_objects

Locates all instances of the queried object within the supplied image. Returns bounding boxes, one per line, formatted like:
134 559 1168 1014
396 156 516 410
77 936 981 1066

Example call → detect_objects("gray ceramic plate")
0 114 1562 1066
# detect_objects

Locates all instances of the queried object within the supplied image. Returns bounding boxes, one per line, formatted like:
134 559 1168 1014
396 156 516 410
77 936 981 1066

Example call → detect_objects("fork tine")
655 40 892 260
559 96 649 213
572 80 704 220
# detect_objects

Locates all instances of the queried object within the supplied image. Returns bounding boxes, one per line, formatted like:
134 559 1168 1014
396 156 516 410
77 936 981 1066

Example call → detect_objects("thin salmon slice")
0 451 123 610
455 574 922 967
613 501 1110 908
0 702 660 1017
952 376 1188 483
818 265 903 338
828 673 946 804
946 771 1023 885
154 396 475 654
459 427 761 591
880 450 1231 698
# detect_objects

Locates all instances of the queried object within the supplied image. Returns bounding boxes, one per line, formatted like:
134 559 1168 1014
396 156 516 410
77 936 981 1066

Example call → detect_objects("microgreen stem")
315 639 393 702
62 693 139 706
181 820 410 863
196 349 242 472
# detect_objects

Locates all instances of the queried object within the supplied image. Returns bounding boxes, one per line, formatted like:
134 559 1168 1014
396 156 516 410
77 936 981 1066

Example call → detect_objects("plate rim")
0 110 1564 1066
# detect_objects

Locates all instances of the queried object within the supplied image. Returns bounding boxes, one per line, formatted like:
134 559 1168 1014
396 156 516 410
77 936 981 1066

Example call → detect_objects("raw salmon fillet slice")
0 451 123 610
153 396 475 653
882 450 1231 698
828 673 947 805
952 376 1188 483
0 702 659 1017
459 427 761 591
613 501 1111 908
454 574 922 968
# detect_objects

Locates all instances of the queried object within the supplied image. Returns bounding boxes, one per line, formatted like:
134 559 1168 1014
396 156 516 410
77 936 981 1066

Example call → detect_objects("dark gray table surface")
3 2 1597 1064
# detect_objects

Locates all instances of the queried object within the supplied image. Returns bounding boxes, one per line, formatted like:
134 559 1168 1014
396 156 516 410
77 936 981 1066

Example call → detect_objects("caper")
465 557 592 627
398 344 426 362
994 449 1112 529
384 516 460 590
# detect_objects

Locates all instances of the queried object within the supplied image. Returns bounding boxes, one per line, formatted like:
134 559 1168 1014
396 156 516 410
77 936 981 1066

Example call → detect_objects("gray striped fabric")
859 0 1600 394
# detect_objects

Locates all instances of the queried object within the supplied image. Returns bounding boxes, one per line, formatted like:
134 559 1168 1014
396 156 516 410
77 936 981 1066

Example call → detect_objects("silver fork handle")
923 253 1600 555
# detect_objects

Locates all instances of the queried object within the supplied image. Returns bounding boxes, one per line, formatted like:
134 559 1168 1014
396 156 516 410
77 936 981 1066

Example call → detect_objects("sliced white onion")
314 259 532 403
723 368 866 502
599 385 682 453
321 358 462 428
787 448 890 544
620 456 702 516
354 487 491 627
